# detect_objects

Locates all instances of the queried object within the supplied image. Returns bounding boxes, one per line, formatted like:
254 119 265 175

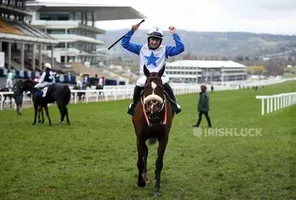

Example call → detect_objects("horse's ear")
158 64 165 77
144 65 150 77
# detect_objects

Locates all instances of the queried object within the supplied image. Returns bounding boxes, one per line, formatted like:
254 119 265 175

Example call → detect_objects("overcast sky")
38 0 296 35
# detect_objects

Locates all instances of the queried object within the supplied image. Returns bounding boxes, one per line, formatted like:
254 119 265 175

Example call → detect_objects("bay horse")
132 65 174 196
13 79 71 126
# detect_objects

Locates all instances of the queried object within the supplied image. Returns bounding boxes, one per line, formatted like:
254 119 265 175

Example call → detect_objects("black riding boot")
127 85 143 115
164 83 182 114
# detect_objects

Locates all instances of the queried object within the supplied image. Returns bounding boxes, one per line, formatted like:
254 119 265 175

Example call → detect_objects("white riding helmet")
147 27 163 39
44 63 51 69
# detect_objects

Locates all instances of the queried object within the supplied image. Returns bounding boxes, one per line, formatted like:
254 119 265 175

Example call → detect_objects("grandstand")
0 0 145 86
0 0 58 72
26 0 145 68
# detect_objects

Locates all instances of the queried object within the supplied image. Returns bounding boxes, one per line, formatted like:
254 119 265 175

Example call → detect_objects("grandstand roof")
0 18 58 44
31 21 106 34
26 1 146 21
0 3 32 16
166 60 247 68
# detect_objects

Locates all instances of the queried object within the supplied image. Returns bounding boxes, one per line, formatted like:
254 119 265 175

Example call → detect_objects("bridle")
141 78 168 127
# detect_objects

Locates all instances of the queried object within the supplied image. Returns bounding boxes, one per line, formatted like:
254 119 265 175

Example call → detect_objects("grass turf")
0 81 295 200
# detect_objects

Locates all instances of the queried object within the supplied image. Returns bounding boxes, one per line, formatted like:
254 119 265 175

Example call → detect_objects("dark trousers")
196 111 212 127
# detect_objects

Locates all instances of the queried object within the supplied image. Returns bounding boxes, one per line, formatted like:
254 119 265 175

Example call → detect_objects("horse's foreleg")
41 107 44 123
32 104 38 125
154 137 168 196
38 106 44 124
38 106 41 123
143 143 149 184
44 105 51 126
137 137 147 188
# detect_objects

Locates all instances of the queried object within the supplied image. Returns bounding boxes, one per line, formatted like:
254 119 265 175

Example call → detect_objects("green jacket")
198 91 209 112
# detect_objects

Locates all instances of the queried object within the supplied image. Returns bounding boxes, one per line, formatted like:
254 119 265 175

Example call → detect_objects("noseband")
142 80 167 127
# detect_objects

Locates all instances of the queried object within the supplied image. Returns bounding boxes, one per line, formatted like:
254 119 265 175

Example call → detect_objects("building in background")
0 0 58 71
26 0 145 67
166 60 247 83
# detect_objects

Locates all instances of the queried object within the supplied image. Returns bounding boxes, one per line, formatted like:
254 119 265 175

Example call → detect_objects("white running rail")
256 92 296 115
1 78 295 110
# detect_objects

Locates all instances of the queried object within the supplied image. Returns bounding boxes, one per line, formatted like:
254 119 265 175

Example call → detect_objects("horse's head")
143 65 165 115
13 80 24 115
14 79 35 93
13 79 36 115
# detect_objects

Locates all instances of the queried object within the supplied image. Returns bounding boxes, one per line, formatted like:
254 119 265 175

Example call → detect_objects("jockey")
121 24 185 115
6 69 14 91
34 63 54 89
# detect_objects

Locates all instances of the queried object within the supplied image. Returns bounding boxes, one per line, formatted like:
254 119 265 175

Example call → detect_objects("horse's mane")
19 79 37 87
24 79 35 84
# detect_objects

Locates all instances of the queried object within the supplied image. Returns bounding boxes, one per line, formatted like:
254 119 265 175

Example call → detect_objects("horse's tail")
148 138 158 145
64 85 71 105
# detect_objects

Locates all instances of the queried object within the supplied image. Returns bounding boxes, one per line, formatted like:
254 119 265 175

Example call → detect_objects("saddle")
36 85 52 98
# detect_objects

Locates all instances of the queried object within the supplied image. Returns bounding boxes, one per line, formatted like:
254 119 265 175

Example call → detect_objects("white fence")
1 78 295 110
256 92 296 115
0 84 237 110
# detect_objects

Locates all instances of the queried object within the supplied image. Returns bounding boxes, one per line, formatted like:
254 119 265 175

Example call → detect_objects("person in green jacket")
193 85 212 128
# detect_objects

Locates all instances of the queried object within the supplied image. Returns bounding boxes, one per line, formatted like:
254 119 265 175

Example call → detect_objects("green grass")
0 81 295 200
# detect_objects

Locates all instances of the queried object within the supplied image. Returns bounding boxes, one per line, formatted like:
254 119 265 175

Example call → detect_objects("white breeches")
136 75 169 87
6 79 13 88
34 82 51 88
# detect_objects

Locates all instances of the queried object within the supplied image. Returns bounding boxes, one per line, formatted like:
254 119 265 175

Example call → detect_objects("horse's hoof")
153 191 161 197
32 122 36 125
41 121 44 124
137 179 147 188
143 173 149 185
48 122 52 126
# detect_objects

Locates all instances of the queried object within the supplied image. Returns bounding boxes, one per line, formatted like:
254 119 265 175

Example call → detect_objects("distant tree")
235 56 244 62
